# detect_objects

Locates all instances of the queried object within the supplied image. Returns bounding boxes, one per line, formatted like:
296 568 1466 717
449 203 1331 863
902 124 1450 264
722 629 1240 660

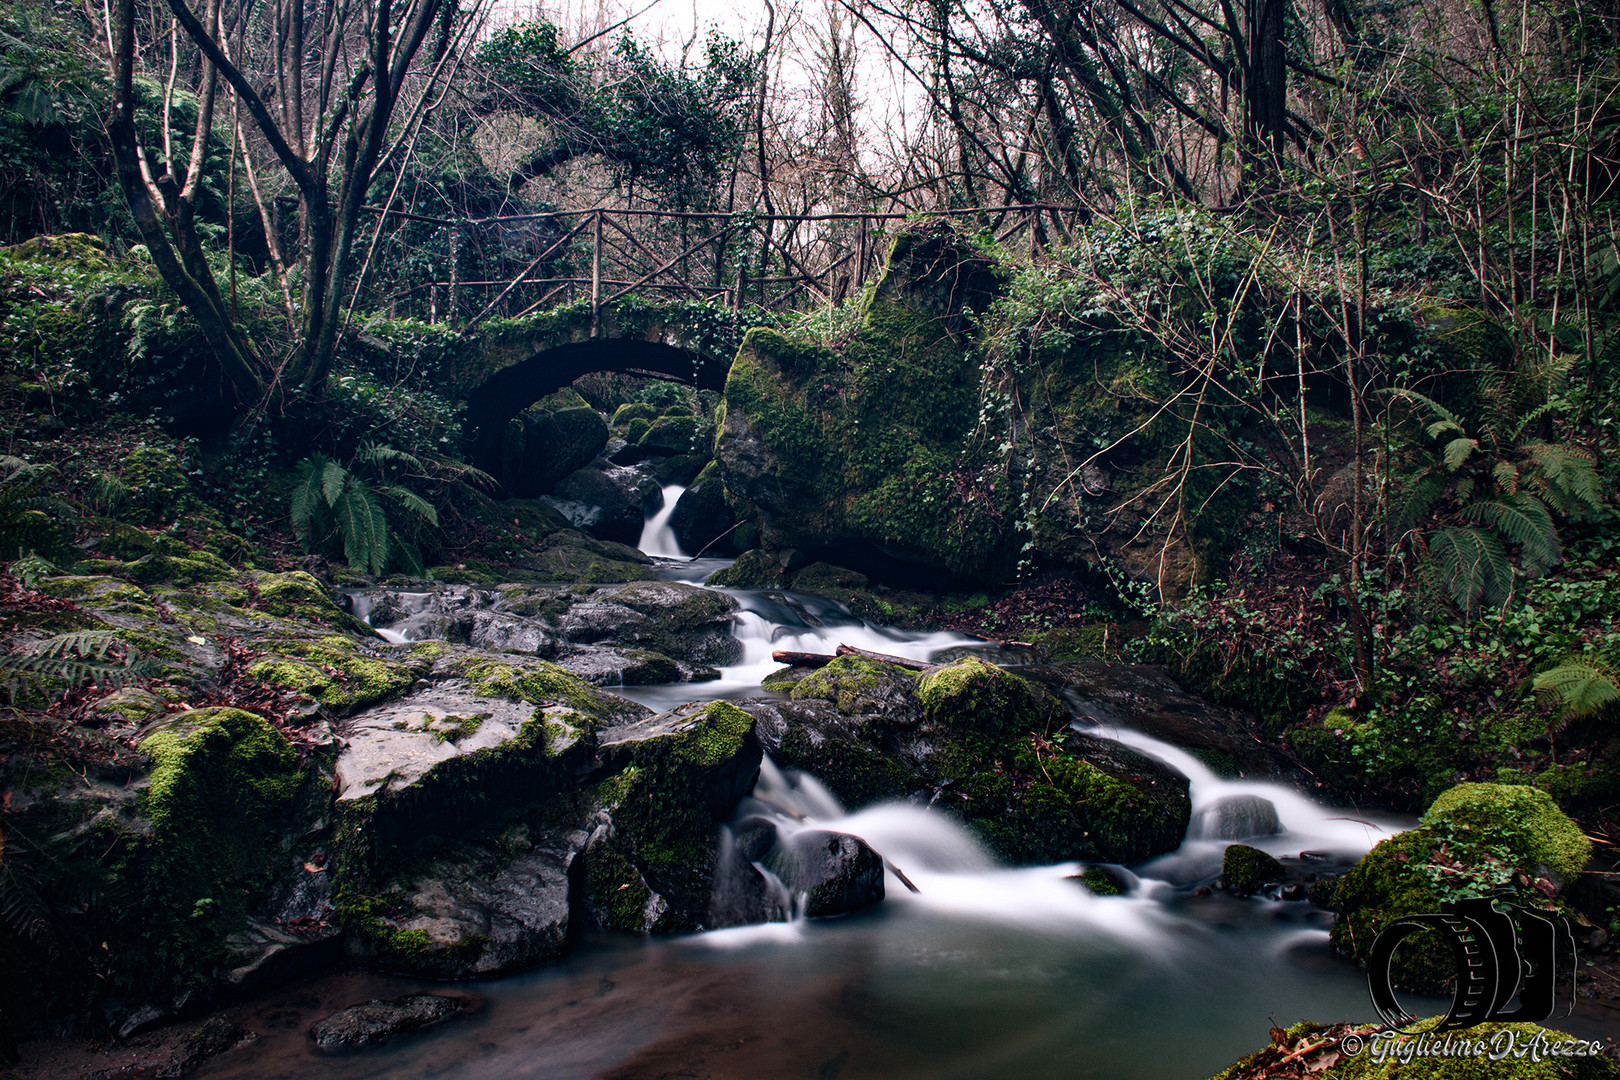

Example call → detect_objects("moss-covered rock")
497 398 610 498
252 571 372 633
1222 844 1285 893
612 402 659 427
1330 783 1591 992
790 655 919 718
668 460 734 555
704 548 785 588
134 708 307 998
1424 783 1590 883
715 228 1017 582
917 657 1062 741
247 635 414 712
594 700 765 930
123 547 236 586
637 414 698 455
513 528 655 583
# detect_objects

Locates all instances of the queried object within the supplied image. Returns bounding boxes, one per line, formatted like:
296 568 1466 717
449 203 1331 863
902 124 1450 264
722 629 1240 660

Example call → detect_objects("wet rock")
590 700 765 931
158 1017 258 1078
1193 794 1283 840
1026 662 1306 782
545 464 662 545
555 644 684 686
468 610 557 657
1280 882 1308 901
769 830 885 918
500 402 608 498
308 993 472 1052
588 581 742 665
1070 866 1130 896
220 919 343 999
1222 844 1286 894
669 461 733 555
352 829 586 978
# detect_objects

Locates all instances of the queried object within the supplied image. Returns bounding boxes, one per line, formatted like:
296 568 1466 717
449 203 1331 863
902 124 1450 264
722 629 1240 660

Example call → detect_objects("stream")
199 485 1441 1079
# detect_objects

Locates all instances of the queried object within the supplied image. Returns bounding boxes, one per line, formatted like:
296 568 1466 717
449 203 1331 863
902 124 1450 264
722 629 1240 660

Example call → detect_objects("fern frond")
2 631 148 702
356 443 424 473
1534 657 1620 730
393 538 426 578
1521 442 1605 518
320 460 349 507
1382 388 1466 434
1463 493 1561 574
332 488 389 575
1492 461 1519 495
1443 437 1479 471
289 457 327 545
1507 401 1558 442
1428 526 1512 615
1392 469 1446 537
378 486 438 527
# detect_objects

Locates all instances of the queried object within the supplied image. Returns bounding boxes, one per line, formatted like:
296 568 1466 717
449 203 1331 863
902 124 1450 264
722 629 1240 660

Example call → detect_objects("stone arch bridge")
452 299 741 473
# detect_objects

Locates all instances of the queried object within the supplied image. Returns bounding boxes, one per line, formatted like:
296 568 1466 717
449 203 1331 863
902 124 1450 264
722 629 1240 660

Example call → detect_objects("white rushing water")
637 483 691 559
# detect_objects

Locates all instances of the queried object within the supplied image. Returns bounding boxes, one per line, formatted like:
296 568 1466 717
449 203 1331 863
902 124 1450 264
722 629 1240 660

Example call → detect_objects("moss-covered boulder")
715 225 1015 582
790 655 920 719
917 656 1062 740
546 464 662 546
589 700 765 931
134 708 308 998
668 460 734 555
247 635 414 713
497 396 610 498
1330 783 1592 992
746 658 1190 865
1221 844 1285 893
637 414 698 456
252 571 373 634
612 402 659 427
513 528 655 583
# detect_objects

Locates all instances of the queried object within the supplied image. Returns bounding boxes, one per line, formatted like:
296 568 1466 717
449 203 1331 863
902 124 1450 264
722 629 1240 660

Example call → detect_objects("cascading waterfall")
637 483 691 559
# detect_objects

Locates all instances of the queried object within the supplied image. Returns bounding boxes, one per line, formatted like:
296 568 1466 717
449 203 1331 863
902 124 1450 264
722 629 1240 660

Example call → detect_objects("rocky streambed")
6 548 1614 1079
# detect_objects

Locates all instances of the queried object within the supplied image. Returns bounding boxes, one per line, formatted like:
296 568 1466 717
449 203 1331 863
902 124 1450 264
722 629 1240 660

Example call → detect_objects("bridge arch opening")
463 338 730 487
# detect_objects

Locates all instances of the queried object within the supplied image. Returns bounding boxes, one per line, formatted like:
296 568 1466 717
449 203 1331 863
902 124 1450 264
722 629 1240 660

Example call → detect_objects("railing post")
447 219 460 328
733 264 744 315
590 208 602 337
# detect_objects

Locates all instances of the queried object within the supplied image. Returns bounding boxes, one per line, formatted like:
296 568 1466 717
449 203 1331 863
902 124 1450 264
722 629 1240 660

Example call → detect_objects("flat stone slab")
335 685 547 802
308 993 473 1052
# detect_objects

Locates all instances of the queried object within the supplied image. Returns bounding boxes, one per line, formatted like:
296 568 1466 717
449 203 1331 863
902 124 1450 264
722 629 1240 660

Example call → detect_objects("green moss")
613 402 659 426
1209 1020 1619 1080
1422 783 1590 882
584 845 656 932
1075 866 1124 896
625 416 653 443
638 414 698 453
789 656 914 715
247 635 412 710
123 548 235 586
704 548 783 588
1331 783 1589 992
1222 844 1285 893
916 658 1058 740
465 658 617 726
251 571 370 631
134 708 305 997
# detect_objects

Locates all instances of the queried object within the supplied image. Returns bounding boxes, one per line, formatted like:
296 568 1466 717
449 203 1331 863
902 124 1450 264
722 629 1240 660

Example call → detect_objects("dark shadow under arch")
464 339 729 472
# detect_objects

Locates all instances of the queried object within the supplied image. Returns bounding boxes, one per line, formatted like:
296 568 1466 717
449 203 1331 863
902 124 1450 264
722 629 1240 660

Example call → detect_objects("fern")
378 485 438 527
1443 437 1478 471
331 487 389 575
1 631 149 704
1463 493 1561 575
1428 526 1512 615
1520 442 1604 519
1534 656 1620 730
1391 468 1446 537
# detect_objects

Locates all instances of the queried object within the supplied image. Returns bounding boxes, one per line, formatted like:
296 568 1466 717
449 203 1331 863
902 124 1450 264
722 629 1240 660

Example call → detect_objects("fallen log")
770 650 837 668
834 644 931 671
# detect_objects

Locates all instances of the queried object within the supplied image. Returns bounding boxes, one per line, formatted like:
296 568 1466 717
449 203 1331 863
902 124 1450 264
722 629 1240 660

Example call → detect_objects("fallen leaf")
186 635 206 645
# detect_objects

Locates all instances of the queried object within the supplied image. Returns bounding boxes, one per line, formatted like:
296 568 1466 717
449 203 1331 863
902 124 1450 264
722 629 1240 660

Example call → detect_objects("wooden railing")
361 203 1088 331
